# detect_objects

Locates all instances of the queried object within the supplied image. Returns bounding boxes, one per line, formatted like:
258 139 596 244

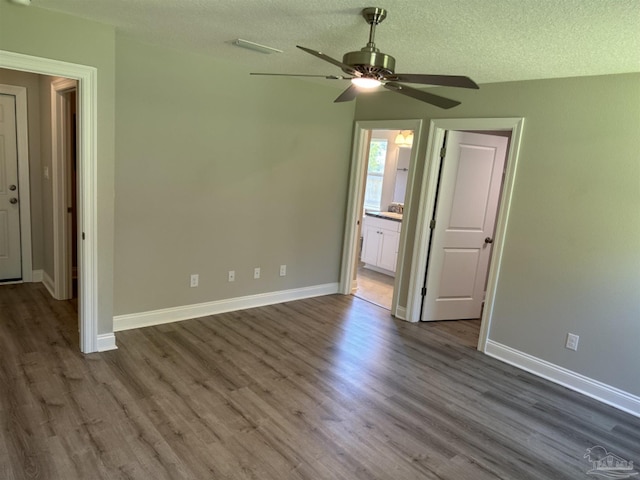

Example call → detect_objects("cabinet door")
378 229 400 272
361 224 381 266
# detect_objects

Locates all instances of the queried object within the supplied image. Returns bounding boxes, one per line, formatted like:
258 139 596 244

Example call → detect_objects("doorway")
421 130 510 321
406 118 525 351
1 49 101 353
355 129 414 309
340 119 423 317
51 77 79 302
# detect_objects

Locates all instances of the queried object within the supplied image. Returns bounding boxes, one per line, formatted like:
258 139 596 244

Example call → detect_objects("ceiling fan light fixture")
251 7 477 109
351 77 382 89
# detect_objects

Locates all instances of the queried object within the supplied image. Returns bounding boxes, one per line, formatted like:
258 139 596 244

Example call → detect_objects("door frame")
0 83 32 282
406 118 525 351
51 77 77 300
0 49 99 354
339 119 423 318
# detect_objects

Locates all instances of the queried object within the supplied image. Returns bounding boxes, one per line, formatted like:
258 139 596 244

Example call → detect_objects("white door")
421 131 508 321
0 93 22 281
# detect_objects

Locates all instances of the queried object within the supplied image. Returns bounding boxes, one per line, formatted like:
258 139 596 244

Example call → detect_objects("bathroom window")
363 139 387 211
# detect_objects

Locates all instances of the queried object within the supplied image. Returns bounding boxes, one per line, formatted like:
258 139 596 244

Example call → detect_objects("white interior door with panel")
421 131 508 321
0 93 22 281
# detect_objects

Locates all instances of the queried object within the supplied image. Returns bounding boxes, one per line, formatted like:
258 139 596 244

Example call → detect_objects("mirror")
393 147 411 204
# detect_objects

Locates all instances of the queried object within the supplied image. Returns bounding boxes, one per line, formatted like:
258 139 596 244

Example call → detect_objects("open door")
421 131 508 321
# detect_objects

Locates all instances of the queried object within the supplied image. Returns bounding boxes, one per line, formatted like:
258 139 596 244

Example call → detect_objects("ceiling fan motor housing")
342 50 396 78
342 7 395 78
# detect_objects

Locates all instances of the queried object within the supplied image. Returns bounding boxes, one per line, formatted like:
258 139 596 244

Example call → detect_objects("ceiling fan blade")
384 82 461 109
334 85 359 103
391 74 479 89
250 73 350 80
296 45 359 76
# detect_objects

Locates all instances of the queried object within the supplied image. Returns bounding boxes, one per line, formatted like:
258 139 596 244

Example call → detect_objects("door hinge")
82 232 85 240
67 207 73 213
440 147 446 158
429 219 436 229
421 287 427 296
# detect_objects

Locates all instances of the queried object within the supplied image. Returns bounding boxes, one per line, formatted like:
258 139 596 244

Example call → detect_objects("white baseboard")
114 282 340 332
362 264 396 277
32 269 43 282
42 271 55 297
97 333 117 352
394 305 407 320
485 340 640 418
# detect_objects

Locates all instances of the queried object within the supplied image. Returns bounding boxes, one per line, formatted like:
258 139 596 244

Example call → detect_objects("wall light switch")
253 267 260 279
228 270 235 282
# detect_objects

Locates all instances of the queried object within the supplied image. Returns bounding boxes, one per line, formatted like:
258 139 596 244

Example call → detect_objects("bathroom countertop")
365 211 403 222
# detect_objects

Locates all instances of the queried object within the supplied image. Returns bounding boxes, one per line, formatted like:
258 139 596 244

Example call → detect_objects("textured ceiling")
29 0 640 85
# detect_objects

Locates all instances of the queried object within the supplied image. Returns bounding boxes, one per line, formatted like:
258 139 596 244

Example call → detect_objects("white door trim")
0 49 100 354
51 77 76 300
0 84 32 282
406 118 525 352
339 119 423 318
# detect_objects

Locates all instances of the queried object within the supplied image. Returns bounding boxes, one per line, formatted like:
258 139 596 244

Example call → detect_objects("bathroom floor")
354 263 394 310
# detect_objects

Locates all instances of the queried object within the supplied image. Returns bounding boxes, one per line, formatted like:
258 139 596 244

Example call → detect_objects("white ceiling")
30 0 640 85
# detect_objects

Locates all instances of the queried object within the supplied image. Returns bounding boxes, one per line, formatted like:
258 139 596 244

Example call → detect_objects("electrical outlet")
228 270 235 282
253 267 261 279
565 333 579 351
190 274 199 287
279 264 287 277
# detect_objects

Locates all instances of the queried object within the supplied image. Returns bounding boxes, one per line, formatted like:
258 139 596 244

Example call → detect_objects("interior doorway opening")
354 129 414 310
51 77 79 303
1 49 101 353
340 119 423 318
406 118 525 352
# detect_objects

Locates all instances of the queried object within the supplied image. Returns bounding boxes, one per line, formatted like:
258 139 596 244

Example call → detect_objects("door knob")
484 237 493 244
9 198 18 204
9 184 17 191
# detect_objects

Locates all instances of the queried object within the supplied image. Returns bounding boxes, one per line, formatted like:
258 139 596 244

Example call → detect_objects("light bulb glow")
351 77 382 89
405 132 414 146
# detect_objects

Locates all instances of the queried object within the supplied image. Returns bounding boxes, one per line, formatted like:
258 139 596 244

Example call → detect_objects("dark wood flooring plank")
1 283 639 479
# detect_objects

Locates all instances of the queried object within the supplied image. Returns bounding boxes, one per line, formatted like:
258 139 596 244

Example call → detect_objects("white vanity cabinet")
361 215 401 275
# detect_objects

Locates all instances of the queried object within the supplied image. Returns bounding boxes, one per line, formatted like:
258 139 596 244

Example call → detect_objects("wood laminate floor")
1 283 639 479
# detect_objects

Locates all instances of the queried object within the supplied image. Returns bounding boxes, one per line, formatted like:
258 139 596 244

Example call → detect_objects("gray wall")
113 36 355 314
1 1 116 334
355 73 640 396
0 68 45 272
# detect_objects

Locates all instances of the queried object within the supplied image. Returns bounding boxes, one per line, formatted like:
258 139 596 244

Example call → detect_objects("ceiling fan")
251 7 479 109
